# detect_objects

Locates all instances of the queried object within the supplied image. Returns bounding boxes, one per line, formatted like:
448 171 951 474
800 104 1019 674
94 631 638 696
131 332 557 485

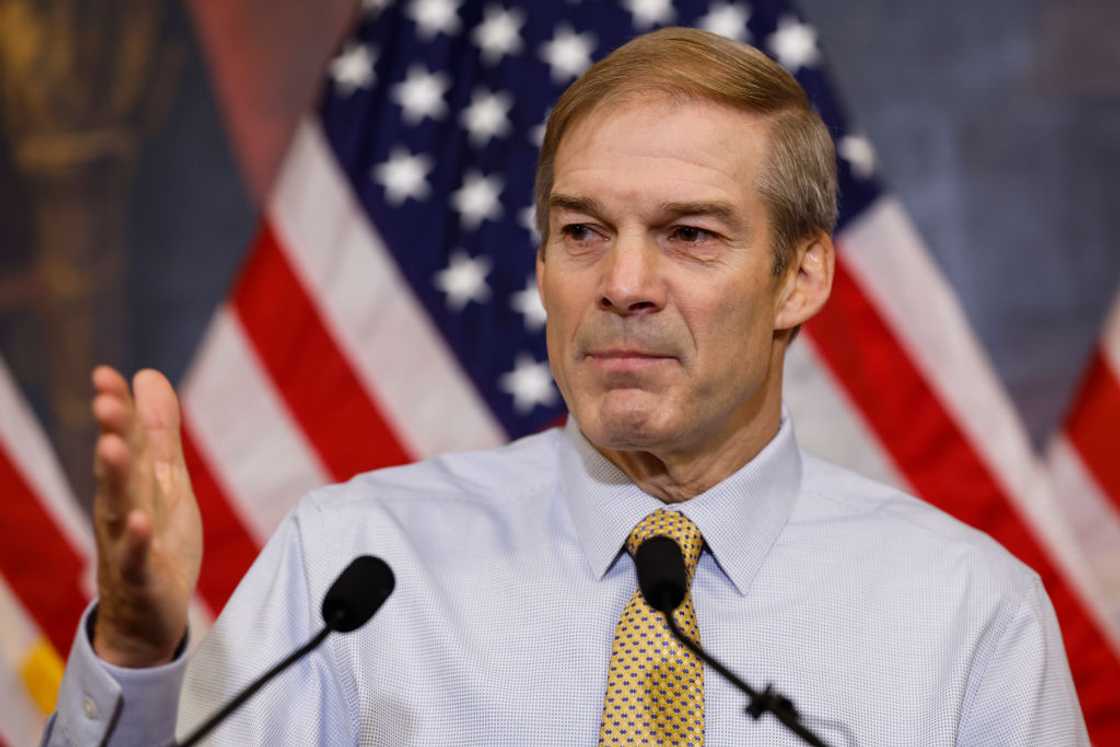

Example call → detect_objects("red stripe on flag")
181 424 261 613
1065 349 1120 508
0 448 87 656
232 223 412 480
806 255 1120 742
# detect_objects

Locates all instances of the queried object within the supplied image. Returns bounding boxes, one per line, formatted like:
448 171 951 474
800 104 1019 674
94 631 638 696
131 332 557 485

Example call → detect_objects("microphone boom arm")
662 611 832 747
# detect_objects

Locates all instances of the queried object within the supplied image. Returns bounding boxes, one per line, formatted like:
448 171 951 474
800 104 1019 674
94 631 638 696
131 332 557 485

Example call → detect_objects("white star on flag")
361 0 392 15
839 134 877 179
530 111 549 147
540 25 596 83
452 171 504 230
624 0 675 29
407 0 461 39
500 354 558 413
392 65 451 123
768 15 820 72
699 2 751 42
511 277 547 330
373 148 433 205
461 88 513 146
330 43 376 95
519 205 540 243
434 251 492 310
472 5 525 65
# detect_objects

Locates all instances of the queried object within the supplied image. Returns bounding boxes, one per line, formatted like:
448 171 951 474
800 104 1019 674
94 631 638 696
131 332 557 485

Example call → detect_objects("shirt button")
82 696 98 719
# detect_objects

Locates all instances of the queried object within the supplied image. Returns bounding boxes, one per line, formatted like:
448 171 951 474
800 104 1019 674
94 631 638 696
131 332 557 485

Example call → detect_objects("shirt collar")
558 410 802 597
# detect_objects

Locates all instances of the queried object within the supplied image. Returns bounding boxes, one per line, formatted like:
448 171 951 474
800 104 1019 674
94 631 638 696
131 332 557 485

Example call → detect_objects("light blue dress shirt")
45 415 1088 745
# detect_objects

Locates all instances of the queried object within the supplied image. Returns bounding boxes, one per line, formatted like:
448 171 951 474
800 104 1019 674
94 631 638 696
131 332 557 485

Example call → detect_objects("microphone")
634 537 833 747
174 555 395 747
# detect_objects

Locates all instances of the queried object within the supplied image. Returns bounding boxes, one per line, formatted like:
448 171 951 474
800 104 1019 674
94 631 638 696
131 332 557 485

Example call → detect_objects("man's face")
538 96 793 459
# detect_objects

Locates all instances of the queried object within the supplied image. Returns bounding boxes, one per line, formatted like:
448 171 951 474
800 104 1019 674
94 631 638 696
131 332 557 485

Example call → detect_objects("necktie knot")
626 508 704 581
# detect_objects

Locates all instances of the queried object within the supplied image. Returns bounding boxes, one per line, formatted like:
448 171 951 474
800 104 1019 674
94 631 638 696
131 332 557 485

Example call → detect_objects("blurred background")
1 0 1118 742
2 0 1117 510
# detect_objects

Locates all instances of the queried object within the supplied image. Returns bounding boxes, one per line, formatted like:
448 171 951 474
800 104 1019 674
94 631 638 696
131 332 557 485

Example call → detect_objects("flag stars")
839 134 877 179
472 5 525 65
501 355 558 413
408 0 461 39
624 0 675 29
393 66 451 123
452 171 504 229
540 25 596 83
330 43 376 95
699 2 751 42
519 205 541 243
530 111 549 147
461 88 513 146
768 15 820 72
361 0 392 15
435 251 491 310
511 277 547 330
373 148 433 205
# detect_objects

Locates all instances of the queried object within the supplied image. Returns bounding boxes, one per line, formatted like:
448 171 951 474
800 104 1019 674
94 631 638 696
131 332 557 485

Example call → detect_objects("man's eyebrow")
658 201 743 229
548 194 607 218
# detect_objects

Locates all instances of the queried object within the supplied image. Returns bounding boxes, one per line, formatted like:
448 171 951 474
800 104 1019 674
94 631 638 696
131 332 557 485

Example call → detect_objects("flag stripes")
183 309 330 541
1047 297 1120 644
807 253 1120 739
0 448 88 658
233 224 414 478
836 200 1120 648
1065 349 1120 510
0 572 61 745
181 425 264 614
0 357 219 740
1046 438 1120 628
268 123 508 459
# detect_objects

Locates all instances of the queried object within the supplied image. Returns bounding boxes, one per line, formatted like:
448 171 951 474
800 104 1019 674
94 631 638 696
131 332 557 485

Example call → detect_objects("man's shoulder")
298 426 565 520
795 451 1040 596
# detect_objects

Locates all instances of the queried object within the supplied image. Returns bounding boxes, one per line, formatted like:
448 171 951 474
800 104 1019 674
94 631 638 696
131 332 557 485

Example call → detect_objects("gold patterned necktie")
598 509 705 746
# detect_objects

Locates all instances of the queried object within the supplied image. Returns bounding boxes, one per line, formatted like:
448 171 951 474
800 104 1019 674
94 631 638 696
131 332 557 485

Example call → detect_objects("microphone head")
321 555 395 633
634 536 687 613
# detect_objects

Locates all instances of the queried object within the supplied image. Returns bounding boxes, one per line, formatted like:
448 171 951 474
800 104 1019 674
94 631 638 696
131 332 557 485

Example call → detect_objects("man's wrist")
88 604 188 668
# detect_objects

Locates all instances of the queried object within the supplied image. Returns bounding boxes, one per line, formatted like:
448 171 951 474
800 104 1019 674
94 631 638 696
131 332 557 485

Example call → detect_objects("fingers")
91 365 135 439
94 432 132 526
92 365 130 404
132 369 185 467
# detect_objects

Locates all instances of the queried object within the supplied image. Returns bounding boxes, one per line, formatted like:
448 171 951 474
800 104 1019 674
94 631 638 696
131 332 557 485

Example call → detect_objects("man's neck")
596 405 782 504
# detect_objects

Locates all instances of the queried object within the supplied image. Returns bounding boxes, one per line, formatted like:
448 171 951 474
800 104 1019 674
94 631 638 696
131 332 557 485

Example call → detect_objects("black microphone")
634 537 833 747
174 555 394 747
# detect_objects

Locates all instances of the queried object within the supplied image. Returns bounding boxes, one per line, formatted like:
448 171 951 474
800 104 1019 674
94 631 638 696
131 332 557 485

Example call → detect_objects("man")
45 27 1086 745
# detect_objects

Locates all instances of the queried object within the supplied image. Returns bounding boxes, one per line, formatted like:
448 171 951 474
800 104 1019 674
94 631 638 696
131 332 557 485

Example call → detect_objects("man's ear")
774 232 835 331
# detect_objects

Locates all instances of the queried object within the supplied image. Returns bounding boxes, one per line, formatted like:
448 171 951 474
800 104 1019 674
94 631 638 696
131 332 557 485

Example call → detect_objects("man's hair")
533 27 837 277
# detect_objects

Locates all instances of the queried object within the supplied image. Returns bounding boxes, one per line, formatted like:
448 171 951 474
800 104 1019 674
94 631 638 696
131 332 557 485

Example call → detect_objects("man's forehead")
550 98 769 218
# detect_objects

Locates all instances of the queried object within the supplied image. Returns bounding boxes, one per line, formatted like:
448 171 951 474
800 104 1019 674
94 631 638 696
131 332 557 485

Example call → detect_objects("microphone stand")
173 618 337 747
662 612 831 747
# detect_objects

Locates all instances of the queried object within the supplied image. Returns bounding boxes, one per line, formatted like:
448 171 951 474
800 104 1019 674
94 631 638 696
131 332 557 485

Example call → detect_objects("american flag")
1 0 1118 743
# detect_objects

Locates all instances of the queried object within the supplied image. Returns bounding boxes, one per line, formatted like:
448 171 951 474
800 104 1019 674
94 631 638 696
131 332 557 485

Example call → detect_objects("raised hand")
90 366 202 667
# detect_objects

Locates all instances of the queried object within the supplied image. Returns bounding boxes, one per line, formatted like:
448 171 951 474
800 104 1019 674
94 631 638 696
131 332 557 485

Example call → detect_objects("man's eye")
670 225 713 243
561 224 594 241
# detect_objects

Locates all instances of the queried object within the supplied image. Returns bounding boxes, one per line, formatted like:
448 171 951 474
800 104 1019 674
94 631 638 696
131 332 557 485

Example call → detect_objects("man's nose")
598 236 665 315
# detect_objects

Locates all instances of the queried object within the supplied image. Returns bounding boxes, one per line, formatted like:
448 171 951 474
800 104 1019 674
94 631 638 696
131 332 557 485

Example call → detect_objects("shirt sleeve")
42 501 356 746
40 602 189 747
956 574 1089 746
174 504 357 744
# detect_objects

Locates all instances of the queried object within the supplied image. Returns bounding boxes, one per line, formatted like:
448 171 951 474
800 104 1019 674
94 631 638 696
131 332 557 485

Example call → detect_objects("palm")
91 367 202 666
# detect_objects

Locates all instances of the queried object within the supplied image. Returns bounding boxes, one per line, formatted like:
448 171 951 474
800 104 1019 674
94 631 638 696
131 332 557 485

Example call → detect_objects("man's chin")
579 394 676 451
